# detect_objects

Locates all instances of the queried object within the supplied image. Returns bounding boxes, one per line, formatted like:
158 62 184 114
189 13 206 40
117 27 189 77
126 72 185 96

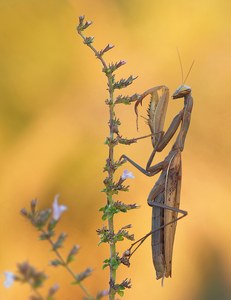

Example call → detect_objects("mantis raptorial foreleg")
120 107 183 174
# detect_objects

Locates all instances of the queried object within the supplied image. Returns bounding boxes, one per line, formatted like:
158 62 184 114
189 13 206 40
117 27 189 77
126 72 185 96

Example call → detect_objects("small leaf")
102 264 109 270
117 290 124 297
115 93 139 105
20 208 28 218
47 283 59 298
102 61 126 74
98 44 114 56
66 245 80 264
52 233 67 250
47 219 58 232
102 214 108 221
33 209 52 229
113 75 138 90
84 36 94 45
30 199 37 214
96 290 109 299
50 259 62 267
77 16 92 32
103 259 110 268
39 231 53 240
74 268 93 283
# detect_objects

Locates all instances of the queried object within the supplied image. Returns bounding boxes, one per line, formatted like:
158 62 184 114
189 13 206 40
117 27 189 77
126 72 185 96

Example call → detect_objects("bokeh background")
1 0 231 299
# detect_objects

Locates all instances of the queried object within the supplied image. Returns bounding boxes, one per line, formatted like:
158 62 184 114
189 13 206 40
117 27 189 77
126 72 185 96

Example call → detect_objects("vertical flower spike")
3 272 14 288
77 15 138 298
52 195 67 221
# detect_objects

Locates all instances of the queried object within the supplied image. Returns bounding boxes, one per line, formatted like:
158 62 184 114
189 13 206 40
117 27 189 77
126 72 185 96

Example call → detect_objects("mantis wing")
164 151 182 277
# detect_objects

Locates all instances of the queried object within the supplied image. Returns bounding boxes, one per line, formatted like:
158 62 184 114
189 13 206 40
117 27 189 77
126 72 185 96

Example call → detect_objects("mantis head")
173 52 194 99
172 84 191 99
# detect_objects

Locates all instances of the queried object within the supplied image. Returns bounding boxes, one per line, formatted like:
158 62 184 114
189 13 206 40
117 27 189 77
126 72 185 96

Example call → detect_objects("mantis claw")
134 98 143 116
118 155 127 164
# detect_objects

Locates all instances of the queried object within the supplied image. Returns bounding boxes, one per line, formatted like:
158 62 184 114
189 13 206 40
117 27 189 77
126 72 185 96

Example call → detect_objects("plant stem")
41 230 93 300
78 26 118 299
107 78 116 300
31 286 43 300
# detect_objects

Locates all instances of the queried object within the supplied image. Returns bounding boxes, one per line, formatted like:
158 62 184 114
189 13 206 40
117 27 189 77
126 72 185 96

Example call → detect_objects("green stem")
31 286 43 300
107 75 117 300
78 27 118 299
41 230 93 300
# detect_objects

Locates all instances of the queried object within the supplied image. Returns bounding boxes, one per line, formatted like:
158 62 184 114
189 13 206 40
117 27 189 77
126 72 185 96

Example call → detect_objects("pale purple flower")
97 290 109 297
52 195 67 221
121 170 135 180
3 272 14 288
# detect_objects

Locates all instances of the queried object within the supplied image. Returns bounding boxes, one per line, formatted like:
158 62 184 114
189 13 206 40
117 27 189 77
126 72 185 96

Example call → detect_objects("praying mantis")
120 77 193 281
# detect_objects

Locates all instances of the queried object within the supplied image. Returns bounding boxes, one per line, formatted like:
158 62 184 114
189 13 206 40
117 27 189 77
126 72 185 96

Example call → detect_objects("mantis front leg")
119 107 184 175
120 153 164 177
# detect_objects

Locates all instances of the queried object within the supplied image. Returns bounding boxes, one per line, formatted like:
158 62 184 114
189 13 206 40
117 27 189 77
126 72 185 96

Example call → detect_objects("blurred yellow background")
1 0 231 299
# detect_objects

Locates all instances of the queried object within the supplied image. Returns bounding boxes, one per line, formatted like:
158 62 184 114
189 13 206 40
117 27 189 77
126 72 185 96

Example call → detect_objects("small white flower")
4 272 14 288
121 170 135 180
52 195 67 221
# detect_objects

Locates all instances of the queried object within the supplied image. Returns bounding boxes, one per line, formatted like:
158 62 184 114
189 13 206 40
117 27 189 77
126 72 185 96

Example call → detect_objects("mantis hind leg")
149 201 188 279
126 202 187 258
148 201 188 219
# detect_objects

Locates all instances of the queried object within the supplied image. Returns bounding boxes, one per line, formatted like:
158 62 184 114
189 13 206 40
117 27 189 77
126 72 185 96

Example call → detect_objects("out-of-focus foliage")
0 1 231 299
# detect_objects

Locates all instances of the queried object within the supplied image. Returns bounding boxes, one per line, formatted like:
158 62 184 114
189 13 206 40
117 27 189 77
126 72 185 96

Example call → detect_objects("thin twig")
41 229 94 299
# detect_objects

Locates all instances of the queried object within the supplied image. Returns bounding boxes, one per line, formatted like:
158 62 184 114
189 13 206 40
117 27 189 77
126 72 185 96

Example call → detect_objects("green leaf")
113 75 138 90
66 245 80 264
111 257 120 270
33 209 52 229
102 264 109 270
102 61 126 75
100 204 120 220
102 214 108 221
47 219 58 232
39 232 49 240
113 235 125 243
52 233 67 250
84 36 94 45
117 290 124 297
74 268 93 283
50 259 62 267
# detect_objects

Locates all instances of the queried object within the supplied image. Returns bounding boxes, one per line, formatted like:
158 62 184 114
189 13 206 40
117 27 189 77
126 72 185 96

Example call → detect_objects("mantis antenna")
183 60 195 84
177 48 184 84
177 48 195 84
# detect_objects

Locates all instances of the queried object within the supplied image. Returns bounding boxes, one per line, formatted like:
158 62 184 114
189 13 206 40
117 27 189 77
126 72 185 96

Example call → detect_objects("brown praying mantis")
120 74 193 281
